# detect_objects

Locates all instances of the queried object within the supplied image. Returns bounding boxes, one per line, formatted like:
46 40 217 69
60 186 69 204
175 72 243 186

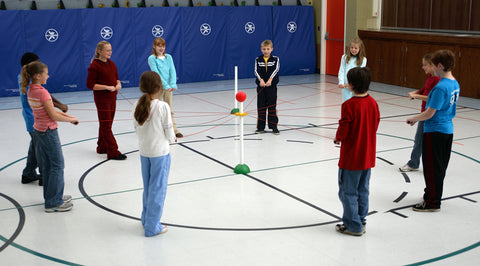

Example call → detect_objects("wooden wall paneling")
379 39 404 86
381 0 397 27
362 38 381 82
457 47 480 98
431 0 470 31
397 0 431 29
403 42 431 89
470 0 480 31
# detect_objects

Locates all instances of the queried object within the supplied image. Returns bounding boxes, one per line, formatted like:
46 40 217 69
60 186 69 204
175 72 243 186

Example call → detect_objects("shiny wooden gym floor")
1 74 479 265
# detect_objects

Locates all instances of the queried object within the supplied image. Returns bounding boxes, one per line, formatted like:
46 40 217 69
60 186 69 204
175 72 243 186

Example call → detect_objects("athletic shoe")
111 154 127 160
21 175 39 184
62 195 72 203
255 129 264 134
273 128 280 135
45 202 73 213
335 224 363 236
399 164 418 172
156 225 168 235
412 201 440 212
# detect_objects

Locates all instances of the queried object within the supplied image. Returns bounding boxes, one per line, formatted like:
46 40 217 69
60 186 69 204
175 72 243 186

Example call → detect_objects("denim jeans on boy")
338 168 371 233
407 121 424 169
22 132 41 178
33 128 65 208
141 154 171 237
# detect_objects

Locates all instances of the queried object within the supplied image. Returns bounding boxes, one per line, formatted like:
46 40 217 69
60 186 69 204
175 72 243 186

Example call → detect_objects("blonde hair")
20 61 47 95
152 37 166 57
92 41 111 62
345 38 366 66
261 39 273 48
134 71 164 125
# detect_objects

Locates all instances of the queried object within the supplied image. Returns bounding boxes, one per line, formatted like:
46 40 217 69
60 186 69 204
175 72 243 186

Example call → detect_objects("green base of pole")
234 164 250 174
230 108 240 114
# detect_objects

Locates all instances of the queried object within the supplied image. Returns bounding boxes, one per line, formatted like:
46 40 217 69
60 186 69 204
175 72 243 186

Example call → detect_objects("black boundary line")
0 192 25 252
376 156 394 165
386 190 480 218
178 143 342 220
401 173 411 183
79 149 343 230
393 192 408 203
206 136 214 139
460 196 477 203
286 140 314 144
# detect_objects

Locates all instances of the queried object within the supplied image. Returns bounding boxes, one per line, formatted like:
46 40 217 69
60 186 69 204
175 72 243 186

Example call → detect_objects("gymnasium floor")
0 74 479 265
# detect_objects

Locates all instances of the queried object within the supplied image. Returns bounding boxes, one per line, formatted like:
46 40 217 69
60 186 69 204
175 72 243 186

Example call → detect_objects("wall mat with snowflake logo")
0 6 315 97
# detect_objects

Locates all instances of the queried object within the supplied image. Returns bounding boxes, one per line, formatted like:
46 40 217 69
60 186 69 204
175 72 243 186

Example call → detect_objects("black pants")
422 132 453 208
256 85 278 130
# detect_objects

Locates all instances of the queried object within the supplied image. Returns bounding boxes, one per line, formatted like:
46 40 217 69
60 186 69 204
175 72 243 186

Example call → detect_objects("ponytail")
20 61 47 95
134 94 151 126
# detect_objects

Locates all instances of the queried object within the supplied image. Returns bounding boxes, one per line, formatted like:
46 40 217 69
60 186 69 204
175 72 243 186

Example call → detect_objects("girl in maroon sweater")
87 41 126 160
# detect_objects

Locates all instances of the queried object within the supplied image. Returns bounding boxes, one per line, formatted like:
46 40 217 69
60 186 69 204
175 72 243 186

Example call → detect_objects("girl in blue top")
338 38 367 102
406 50 460 212
147 37 182 138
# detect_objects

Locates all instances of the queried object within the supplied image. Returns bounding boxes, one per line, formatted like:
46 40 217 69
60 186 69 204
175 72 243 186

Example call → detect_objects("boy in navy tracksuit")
254 40 280 135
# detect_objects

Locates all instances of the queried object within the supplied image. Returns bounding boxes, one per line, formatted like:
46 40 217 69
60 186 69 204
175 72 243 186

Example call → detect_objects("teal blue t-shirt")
424 78 460 134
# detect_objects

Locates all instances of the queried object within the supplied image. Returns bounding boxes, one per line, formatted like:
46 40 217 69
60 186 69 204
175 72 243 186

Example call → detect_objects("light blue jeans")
140 154 171 237
32 128 65 208
407 121 424 169
342 88 353 103
338 168 371 233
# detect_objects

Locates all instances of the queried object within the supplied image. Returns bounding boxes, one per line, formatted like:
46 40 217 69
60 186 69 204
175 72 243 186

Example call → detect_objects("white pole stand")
234 95 250 174
230 66 240 114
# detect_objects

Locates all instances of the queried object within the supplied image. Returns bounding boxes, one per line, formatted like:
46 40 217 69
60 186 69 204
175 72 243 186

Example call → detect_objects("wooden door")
325 0 345 75
458 47 480 98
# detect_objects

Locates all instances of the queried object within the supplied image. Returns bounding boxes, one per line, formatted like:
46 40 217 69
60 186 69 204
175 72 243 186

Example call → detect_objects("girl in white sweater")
133 71 176 237
338 38 367 102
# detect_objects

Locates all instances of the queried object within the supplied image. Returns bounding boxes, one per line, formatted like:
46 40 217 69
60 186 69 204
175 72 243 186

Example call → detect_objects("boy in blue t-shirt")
406 50 460 212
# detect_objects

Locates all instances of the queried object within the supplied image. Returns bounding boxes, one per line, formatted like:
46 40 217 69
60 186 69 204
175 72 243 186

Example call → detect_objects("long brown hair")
345 37 366 66
134 71 163 125
20 61 47 95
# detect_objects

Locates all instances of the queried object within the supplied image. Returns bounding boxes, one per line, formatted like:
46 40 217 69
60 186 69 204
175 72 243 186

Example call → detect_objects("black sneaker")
273 128 280 135
412 201 440 212
255 129 264 134
111 154 127 160
335 224 363 236
21 175 39 184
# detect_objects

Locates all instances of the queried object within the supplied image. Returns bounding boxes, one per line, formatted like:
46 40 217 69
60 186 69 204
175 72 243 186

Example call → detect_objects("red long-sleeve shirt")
336 95 380 170
86 59 119 97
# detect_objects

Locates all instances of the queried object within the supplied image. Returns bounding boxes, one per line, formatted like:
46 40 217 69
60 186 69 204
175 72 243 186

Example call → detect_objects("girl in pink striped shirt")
22 61 78 213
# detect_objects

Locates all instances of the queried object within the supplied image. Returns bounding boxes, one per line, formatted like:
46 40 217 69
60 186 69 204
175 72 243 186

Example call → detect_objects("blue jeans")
141 154 171 237
338 168 371 233
22 132 41 179
32 128 65 208
407 121 424 169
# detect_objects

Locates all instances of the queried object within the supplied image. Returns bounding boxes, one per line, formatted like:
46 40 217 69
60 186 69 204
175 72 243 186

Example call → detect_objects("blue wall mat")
181 7 230 83
0 6 315 97
23 9 85 93
226 6 273 80
81 8 137 88
0 11 28 96
134 7 183 85
272 6 316 76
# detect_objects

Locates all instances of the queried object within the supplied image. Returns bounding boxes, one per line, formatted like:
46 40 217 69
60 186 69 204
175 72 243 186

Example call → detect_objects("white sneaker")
63 195 72 203
156 225 168 235
399 164 418 172
45 202 73 213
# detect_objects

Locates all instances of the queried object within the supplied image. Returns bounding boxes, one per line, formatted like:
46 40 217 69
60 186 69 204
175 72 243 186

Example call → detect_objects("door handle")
325 31 344 42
